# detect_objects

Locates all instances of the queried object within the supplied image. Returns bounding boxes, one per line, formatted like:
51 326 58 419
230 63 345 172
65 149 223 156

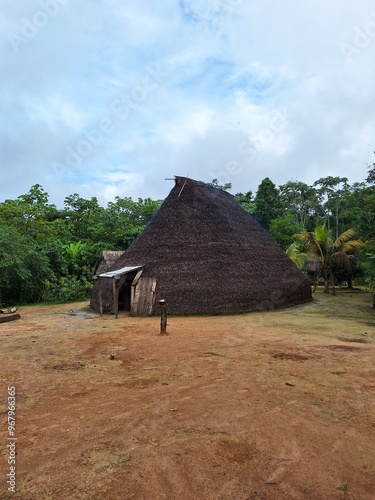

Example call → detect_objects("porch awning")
96 265 144 279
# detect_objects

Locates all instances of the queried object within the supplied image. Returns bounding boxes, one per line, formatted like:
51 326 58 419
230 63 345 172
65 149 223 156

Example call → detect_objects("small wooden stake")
159 299 167 335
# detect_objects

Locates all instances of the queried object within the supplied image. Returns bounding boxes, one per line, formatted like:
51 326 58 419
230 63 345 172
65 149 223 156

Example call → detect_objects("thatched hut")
90 176 312 316
94 251 125 276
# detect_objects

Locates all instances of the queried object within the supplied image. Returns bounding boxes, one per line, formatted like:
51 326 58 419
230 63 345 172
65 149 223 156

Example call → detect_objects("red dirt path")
1 290 375 499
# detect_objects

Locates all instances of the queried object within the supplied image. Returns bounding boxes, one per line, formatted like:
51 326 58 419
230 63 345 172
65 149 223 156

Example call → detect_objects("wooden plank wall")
131 277 157 316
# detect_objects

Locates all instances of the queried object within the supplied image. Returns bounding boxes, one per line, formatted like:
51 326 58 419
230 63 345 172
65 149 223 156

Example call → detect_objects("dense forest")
1 167 375 306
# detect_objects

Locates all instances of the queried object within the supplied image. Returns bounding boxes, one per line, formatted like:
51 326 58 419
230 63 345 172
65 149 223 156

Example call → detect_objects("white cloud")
0 0 374 207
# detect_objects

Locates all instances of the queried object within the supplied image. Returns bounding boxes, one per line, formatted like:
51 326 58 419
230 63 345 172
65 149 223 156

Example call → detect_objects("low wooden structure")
95 265 157 317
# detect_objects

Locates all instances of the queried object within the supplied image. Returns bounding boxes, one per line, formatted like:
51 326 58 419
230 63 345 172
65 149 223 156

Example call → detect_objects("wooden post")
159 299 167 335
98 277 103 316
113 277 119 319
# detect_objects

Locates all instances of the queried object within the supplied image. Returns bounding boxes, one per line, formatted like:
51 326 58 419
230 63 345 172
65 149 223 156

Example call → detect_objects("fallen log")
0 313 21 323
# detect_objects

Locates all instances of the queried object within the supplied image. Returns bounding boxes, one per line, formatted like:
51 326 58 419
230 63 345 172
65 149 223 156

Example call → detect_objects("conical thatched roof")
94 251 125 275
90 177 312 315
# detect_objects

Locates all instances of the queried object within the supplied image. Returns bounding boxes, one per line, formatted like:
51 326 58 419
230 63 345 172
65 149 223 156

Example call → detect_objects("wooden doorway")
131 277 157 316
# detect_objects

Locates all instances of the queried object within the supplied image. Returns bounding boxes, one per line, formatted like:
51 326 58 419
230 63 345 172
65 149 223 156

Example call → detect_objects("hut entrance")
118 269 151 316
118 280 132 311
119 273 157 316
96 265 144 318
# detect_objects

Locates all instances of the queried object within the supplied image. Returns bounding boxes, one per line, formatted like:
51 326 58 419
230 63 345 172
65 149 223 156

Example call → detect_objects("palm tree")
293 225 364 294
285 242 308 270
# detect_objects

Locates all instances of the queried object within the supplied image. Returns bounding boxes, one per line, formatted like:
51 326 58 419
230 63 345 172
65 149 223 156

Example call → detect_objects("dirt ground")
1 289 375 500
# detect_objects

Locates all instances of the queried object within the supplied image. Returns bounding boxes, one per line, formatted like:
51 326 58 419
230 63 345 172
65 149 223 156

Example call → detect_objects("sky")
1 0 375 207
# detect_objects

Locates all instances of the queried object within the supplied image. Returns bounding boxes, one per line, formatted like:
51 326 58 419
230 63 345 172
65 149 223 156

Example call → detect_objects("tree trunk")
323 264 330 294
335 206 339 240
347 274 353 289
330 272 336 296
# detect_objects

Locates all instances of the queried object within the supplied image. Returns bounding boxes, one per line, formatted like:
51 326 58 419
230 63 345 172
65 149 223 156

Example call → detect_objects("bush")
44 275 93 303
0 227 51 305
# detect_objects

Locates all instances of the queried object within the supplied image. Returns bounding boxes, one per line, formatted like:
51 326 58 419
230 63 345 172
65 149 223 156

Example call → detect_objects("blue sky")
1 0 375 206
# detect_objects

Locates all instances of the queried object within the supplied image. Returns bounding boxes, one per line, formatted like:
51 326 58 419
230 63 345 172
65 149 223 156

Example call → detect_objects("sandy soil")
1 289 375 499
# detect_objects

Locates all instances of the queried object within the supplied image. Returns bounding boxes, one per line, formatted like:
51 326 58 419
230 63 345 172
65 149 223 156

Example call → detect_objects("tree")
63 194 104 240
279 181 320 229
293 225 364 294
269 213 304 250
210 179 232 191
361 243 375 290
0 227 51 304
365 153 375 184
313 176 351 239
0 184 58 241
343 183 375 240
254 177 282 229
234 191 255 214
105 197 161 248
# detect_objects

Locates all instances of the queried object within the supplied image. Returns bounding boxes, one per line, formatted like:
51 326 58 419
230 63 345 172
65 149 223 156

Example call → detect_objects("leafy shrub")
0 227 51 305
44 275 93 303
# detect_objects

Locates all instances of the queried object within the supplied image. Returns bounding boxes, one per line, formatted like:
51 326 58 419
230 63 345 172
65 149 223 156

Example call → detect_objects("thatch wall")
90 177 312 315
94 251 124 275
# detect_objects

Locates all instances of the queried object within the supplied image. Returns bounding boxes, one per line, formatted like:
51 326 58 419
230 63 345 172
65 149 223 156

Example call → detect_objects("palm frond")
293 230 324 263
294 232 317 250
333 228 357 250
286 242 308 269
340 240 365 253
314 224 329 242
